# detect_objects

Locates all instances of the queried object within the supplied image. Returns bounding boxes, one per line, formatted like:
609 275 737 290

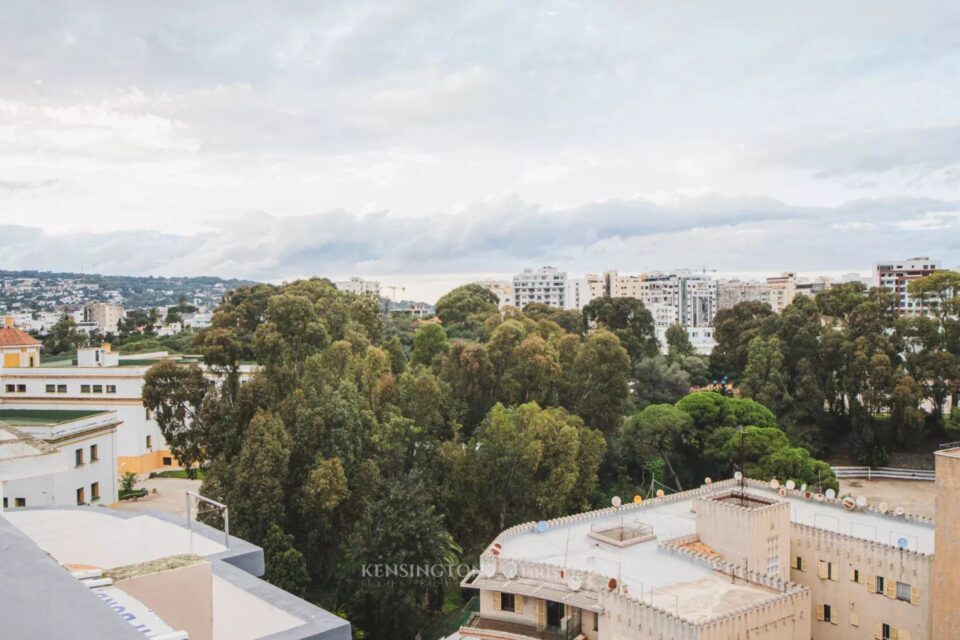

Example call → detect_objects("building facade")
476 280 515 310
83 302 124 335
875 257 941 315
0 409 120 508
334 277 381 297
457 469 946 640
513 267 567 309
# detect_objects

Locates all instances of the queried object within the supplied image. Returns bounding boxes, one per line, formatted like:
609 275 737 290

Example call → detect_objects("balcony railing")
461 614 577 640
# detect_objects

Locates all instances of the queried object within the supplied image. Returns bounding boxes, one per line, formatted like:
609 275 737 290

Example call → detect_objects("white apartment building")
476 280 516 310
0 409 120 508
334 276 381 297
513 267 567 309
875 257 942 315
564 278 597 311
636 271 718 328
83 302 124 335
456 462 951 640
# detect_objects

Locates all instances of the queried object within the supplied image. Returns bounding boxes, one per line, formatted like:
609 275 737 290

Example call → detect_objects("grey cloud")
2 194 957 284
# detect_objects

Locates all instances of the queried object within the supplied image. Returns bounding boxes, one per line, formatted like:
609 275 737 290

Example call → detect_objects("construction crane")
384 285 406 302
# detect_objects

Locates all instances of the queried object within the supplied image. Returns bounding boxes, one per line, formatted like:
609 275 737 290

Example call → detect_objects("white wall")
4 428 118 508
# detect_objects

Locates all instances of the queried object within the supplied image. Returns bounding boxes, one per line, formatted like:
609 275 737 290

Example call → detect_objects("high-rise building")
875 257 941 315
717 279 768 310
637 271 717 328
765 272 798 313
334 276 381 297
512 267 567 309
83 302 124 335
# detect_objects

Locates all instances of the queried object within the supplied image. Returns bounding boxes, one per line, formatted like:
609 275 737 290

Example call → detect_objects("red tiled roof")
0 327 41 347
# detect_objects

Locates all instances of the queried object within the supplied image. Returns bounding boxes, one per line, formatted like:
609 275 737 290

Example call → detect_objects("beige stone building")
83 302 125 335
455 466 948 640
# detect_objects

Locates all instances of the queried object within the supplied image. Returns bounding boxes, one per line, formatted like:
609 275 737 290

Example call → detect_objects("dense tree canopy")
138 271 957 637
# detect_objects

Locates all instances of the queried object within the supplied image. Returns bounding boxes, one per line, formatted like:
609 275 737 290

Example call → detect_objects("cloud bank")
2 193 957 286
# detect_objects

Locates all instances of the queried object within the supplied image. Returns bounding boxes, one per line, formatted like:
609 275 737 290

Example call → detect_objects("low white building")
0 409 120 508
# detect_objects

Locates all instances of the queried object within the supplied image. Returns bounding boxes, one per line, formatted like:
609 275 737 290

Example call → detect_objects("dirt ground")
839 478 937 519
113 476 202 518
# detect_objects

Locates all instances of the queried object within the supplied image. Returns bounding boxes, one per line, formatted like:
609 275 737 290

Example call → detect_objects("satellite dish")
633 495 643 505
536 520 548 533
656 489 665 498
815 493 825 502
704 477 712 485
567 576 582 592
734 471 743 481
894 507 905 517
491 542 502 556
480 558 497 578
878 502 889 514
855 496 868 508
841 496 856 510
786 480 796 491
803 491 813 500
770 478 780 490
611 496 622 507
825 488 836 500
897 537 910 550
503 561 518 579
607 577 618 590
800 483 807 493
778 487 787 497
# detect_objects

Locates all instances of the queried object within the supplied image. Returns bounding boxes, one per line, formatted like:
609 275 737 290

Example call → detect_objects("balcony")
460 614 577 640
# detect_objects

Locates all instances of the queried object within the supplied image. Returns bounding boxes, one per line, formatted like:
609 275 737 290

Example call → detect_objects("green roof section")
0 409 108 426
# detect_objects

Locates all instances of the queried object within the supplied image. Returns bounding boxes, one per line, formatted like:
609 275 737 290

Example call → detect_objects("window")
818 560 836 581
15 498 26 507
146 435 153 449
882 623 892 640
81 384 91 393
766 536 779 576
163 456 173 466
823 604 832 623
90 444 99 462
75 448 84 466
896 581 911 602
91 482 100 501
4 384 13 392
500 593 516 613
46 384 55 393
57 384 66 393
794 556 804 571
106 384 116 393
76 487 86 505
876 576 885 594
852 568 861 583
92 384 103 393
16 384 25 392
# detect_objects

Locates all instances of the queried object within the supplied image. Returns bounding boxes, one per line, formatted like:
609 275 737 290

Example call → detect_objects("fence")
831 466 935 481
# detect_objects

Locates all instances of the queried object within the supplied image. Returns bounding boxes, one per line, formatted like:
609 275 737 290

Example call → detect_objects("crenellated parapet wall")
490 479 742 550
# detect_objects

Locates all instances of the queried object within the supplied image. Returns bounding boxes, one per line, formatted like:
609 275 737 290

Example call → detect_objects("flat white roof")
4 509 226 568
500 497 759 603
498 480 935 615
744 485 935 554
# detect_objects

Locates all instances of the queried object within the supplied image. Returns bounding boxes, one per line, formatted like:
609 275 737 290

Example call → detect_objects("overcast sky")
2 1 959 301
